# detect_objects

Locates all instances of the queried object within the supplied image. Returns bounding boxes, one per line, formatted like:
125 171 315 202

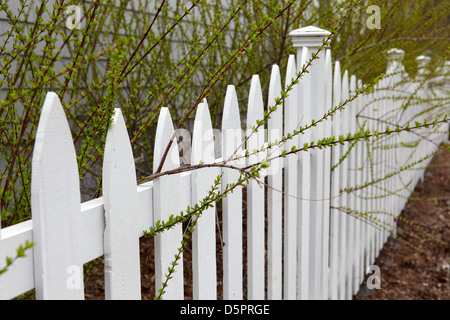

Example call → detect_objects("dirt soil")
355 141 450 300
83 142 450 300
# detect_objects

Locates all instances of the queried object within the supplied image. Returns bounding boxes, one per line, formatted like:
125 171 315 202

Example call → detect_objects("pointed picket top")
103 108 141 300
247 75 265 165
267 63 285 174
357 78 366 119
31 92 84 299
192 99 215 165
341 70 349 102
283 53 299 171
333 61 341 110
247 75 265 130
222 85 241 130
268 64 283 140
284 55 298 139
289 26 332 48
153 107 180 172
222 85 243 160
350 75 357 96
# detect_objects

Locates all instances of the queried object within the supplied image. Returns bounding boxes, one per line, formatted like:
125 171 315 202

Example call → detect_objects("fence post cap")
416 55 431 75
386 48 405 60
288 26 331 48
416 55 431 63
386 48 406 76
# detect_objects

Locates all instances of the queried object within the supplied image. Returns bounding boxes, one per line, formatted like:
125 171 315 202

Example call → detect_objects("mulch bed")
355 141 450 300
83 142 450 300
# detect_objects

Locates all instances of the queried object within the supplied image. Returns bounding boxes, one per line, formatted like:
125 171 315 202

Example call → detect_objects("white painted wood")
153 107 184 300
266 65 283 300
348 75 358 297
296 47 311 300
246 75 266 300
321 48 332 300
308 48 326 300
221 85 243 300
282 56 298 300
355 79 364 289
329 60 341 300
360 81 370 283
373 81 382 260
364 88 374 273
0 173 156 300
0 220 34 300
103 108 141 300
289 26 331 299
30 92 84 300
343 71 355 300
339 71 349 299
191 99 218 300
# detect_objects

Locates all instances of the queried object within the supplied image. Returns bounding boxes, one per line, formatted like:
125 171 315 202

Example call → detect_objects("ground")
83 142 450 300
355 141 450 300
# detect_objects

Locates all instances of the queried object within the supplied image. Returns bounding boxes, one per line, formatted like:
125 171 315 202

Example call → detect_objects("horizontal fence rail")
0 26 448 300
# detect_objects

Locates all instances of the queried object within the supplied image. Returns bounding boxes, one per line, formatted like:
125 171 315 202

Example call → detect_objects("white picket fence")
0 26 448 300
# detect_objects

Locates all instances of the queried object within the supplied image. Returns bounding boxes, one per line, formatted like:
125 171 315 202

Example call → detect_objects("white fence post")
294 47 311 300
289 25 331 300
103 108 141 300
30 92 84 300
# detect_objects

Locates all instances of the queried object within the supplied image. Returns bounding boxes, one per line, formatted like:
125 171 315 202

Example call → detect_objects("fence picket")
153 107 185 300
321 48 333 299
267 65 283 300
348 75 358 296
329 60 341 300
339 70 349 299
221 85 244 300
282 56 298 300
30 92 84 300
246 75 266 300
103 108 141 300
354 78 364 290
191 100 218 300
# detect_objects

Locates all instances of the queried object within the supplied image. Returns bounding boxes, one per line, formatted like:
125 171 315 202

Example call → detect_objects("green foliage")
0 240 34 276
0 0 448 298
